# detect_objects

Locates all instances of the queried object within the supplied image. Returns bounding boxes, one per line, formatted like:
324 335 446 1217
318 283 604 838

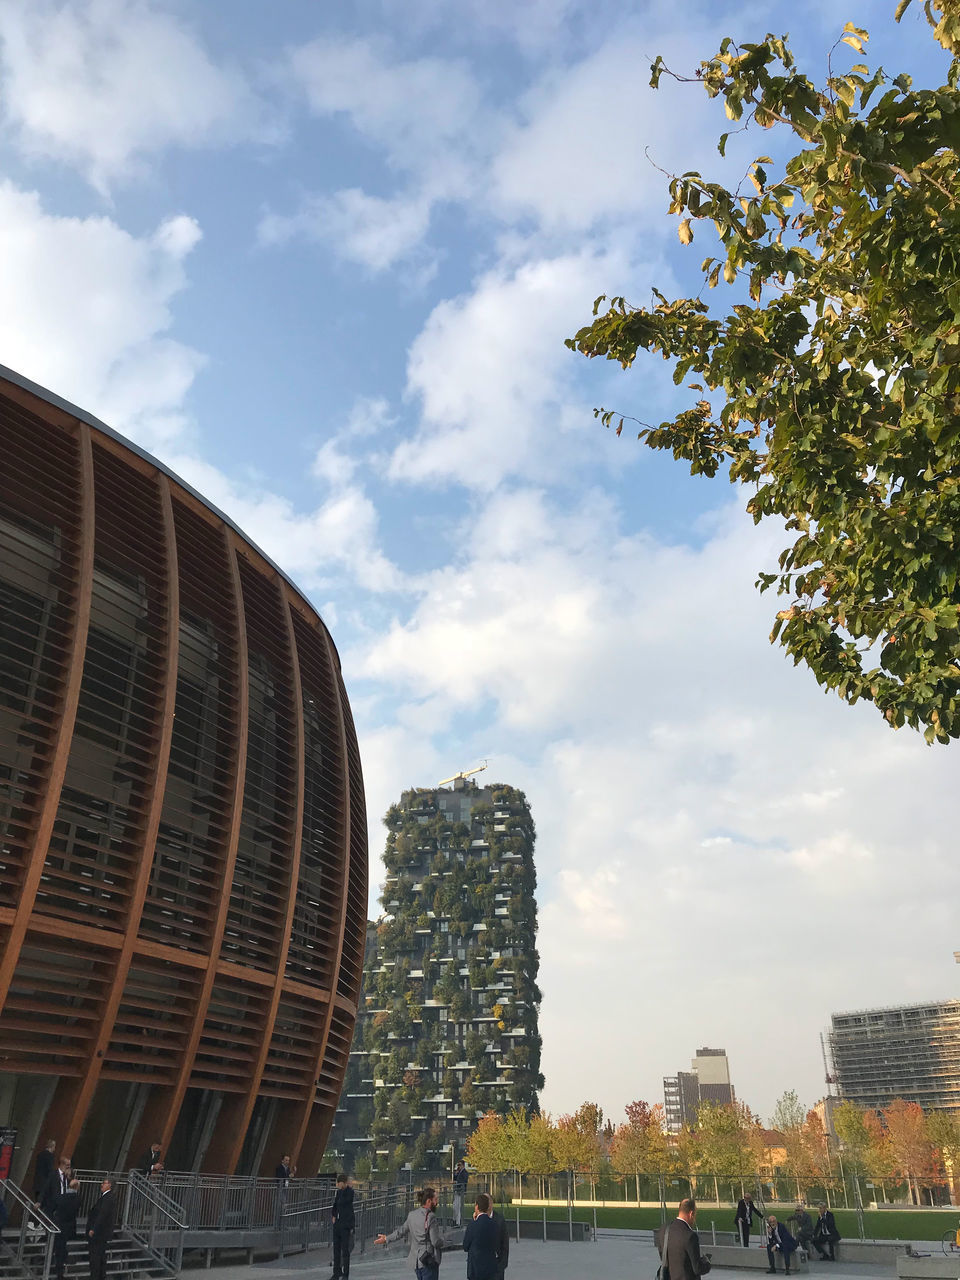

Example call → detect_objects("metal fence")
124 1173 187 1275
278 1182 414 1259
0 1177 59 1280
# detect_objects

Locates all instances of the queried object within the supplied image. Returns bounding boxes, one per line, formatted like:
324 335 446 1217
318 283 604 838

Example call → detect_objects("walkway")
186 1231 930 1280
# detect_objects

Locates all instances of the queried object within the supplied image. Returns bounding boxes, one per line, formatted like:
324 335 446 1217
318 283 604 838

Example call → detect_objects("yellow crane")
437 761 487 788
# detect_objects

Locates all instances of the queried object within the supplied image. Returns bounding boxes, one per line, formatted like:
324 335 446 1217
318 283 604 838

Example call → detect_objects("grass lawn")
505 1204 959 1242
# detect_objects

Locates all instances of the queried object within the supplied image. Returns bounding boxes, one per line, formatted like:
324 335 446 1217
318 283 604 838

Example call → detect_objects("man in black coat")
462 1193 499 1280
39 1158 72 1215
52 1178 80 1280
657 1199 703 1280
489 1202 509 1280
86 1178 117 1280
734 1193 760 1248
812 1204 841 1261
139 1144 162 1176
330 1172 355 1280
33 1141 57 1201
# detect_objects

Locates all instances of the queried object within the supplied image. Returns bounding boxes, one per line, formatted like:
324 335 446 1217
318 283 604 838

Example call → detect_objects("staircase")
0 1242 34 1280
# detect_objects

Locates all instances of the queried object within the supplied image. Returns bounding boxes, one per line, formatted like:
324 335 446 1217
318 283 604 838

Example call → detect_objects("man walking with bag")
376 1186 443 1280
657 1199 709 1280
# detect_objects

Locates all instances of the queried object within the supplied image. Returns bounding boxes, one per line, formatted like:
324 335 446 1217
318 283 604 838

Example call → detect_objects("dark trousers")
88 1241 108 1280
332 1224 352 1278
767 1245 793 1273
53 1234 69 1279
814 1236 835 1261
737 1220 751 1247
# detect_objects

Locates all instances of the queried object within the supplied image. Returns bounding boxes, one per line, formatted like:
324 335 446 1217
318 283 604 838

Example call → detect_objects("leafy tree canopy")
567 0 960 742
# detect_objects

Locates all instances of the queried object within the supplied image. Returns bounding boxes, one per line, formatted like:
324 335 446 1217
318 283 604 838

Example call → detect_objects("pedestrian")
734 1192 760 1248
453 1159 469 1227
52 1178 80 1280
462 1193 499 1280
489 1198 509 1280
812 1204 841 1261
375 1185 443 1280
39 1157 71 1215
789 1205 814 1254
765 1215 798 1275
138 1143 162 1176
86 1178 117 1280
274 1155 294 1228
330 1172 355 1280
33 1140 57 1201
656 1198 705 1280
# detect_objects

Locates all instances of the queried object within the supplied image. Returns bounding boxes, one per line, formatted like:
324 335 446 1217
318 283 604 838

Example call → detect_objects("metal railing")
0 1178 59 1280
124 1173 186 1275
279 1183 414 1260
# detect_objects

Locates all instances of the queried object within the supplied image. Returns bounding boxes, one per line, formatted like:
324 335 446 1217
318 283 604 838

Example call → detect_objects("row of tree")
465 1094 960 1205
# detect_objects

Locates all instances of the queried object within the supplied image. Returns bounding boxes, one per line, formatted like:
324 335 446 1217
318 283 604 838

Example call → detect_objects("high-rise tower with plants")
327 777 543 1174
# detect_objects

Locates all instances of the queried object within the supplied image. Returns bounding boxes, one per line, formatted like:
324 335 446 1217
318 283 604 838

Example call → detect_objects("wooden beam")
221 578 307 1174
288 614 354 1163
157 525 250 1155
61 469 180 1155
0 420 94 1008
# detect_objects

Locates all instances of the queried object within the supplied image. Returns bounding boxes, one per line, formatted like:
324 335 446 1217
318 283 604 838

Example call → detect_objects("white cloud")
289 36 482 185
391 245 644 490
491 27 735 232
263 35 491 268
163 451 405 597
0 0 257 189
259 187 432 273
351 485 960 1122
0 182 203 447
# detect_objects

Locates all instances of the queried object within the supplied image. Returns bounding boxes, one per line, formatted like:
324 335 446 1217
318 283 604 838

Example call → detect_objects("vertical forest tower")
332 778 542 1171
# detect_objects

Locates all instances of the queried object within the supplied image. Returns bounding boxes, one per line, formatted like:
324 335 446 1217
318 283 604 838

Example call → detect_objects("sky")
1 0 957 1130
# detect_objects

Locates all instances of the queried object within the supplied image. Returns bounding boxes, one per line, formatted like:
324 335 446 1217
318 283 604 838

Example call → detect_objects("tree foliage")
567 0 960 741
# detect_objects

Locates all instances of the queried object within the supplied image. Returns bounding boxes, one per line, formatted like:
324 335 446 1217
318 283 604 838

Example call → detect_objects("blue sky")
1 0 958 1128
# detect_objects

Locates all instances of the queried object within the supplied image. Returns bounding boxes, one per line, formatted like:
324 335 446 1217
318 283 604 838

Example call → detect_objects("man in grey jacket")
376 1187 443 1280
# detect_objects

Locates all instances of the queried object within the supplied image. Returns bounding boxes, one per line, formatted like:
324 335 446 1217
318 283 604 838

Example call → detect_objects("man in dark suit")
39 1158 71 1215
812 1204 841 1261
462 1193 499 1280
139 1144 162 1176
33 1140 57 1201
657 1198 703 1280
734 1193 760 1248
86 1178 117 1280
765 1215 798 1275
330 1172 355 1280
489 1201 509 1280
52 1178 80 1280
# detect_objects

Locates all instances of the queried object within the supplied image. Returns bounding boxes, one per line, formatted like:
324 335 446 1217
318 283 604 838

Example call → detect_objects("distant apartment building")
664 1047 735 1132
827 1000 960 1115
326 777 543 1171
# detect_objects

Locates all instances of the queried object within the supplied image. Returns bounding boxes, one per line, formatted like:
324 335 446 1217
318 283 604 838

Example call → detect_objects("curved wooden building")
0 365 367 1176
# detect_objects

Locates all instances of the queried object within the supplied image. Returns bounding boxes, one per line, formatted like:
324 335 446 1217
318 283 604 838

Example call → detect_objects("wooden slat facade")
0 367 367 1177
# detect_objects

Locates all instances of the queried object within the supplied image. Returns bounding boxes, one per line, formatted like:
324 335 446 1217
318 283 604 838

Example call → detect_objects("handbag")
417 1209 440 1269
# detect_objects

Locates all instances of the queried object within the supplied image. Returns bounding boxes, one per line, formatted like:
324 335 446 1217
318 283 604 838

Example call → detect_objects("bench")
706 1244 809 1272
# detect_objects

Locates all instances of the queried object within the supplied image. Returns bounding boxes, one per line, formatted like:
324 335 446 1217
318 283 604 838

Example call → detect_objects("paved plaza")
193 1231 946 1280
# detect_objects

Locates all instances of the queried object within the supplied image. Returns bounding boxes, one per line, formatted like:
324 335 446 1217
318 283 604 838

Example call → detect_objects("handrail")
126 1172 187 1227
0 1178 60 1233
124 1171 186 1276
0 1178 59 1280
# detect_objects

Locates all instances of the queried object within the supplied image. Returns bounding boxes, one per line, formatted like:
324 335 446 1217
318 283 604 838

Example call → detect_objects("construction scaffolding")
826 999 960 1115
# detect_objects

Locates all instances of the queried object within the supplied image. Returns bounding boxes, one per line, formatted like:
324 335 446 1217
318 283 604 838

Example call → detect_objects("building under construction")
827 1000 960 1115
